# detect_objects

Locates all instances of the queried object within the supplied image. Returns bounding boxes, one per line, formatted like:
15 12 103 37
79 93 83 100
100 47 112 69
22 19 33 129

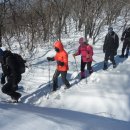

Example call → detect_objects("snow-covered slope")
0 103 130 130
0 36 130 130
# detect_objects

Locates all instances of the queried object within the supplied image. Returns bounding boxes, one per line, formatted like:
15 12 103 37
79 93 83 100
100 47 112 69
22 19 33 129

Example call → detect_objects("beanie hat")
79 37 86 45
108 27 113 31
0 48 4 56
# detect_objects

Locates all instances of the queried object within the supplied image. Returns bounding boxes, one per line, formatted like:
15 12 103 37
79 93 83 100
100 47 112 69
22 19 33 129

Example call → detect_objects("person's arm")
47 57 55 61
121 29 126 41
61 53 68 67
103 35 107 53
115 34 119 50
73 46 81 57
6 56 17 84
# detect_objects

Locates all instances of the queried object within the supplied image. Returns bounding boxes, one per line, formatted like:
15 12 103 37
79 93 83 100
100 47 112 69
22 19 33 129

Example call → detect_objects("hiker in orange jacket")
47 40 71 91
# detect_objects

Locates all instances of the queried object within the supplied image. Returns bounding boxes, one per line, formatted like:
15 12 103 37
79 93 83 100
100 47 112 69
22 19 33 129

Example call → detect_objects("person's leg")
110 53 116 68
12 75 22 91
12 75 22 101
53 70 60 91
1 82 12 95
103 52 109 70
80 58 86 79
61 71 71 89
6 75 22 101
125 41 130 58
120 41 127 58
1 82 21 101
87 62 93 74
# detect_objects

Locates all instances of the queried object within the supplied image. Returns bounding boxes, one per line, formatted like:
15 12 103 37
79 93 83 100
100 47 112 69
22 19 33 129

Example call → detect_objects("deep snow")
0 31 130 130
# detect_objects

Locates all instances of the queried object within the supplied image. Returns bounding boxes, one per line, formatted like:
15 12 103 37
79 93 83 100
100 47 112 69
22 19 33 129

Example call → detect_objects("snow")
0 33 130 129
0 103 129 130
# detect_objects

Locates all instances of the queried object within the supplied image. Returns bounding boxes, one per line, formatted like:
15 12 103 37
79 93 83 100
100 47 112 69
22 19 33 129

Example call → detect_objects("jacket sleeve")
122 29 126 38
87 45 93 56
1 64 8 77
54 54 58 61
62 53 68 67
6 56 17 84
103 35 107 51
75 46 81 56
115 34 119 50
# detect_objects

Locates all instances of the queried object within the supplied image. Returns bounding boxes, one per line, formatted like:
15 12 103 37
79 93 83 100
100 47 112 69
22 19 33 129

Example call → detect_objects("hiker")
119 27 130 58
47 40 71 91
73 37 93 79
103 27 119 70
0 49 25 102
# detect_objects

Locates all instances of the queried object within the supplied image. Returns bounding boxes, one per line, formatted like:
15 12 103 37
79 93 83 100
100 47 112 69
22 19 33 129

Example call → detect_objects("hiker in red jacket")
73 37 93 79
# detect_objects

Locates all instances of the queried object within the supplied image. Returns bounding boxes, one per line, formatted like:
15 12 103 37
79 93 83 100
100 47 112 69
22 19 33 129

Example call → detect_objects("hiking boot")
11 93 21 102
103 64 108 70
113 64 117 68
125 54 128 58
52 87 58 92
119 54 124 58
103 66 108 70
80 76 85 80
64 86 71 90
89 69 93 74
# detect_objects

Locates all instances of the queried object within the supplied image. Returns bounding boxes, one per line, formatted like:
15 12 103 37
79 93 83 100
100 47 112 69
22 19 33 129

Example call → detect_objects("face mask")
108 31 114 35
108 29 113 33
55 47 60 52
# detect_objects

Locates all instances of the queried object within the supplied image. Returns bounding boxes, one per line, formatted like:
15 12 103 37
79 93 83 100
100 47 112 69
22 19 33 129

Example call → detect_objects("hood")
54 40 64 51
79 37 86 45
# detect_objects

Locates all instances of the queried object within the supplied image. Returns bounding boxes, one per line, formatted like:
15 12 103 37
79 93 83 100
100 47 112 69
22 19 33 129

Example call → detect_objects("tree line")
0 0 130 52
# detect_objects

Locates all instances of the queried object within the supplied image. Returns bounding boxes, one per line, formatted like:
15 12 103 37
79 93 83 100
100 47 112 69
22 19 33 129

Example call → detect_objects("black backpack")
12 53 26 74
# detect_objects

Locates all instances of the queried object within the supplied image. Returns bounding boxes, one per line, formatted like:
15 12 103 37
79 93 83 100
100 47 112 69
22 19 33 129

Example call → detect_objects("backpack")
12 53 26 74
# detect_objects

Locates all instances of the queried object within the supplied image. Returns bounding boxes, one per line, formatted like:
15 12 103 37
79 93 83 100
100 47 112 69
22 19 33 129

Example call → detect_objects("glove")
1 73 5 84
73 54 76 57
47 57 54 61
57 61 64 66
86 54 91 59
121 37 124 41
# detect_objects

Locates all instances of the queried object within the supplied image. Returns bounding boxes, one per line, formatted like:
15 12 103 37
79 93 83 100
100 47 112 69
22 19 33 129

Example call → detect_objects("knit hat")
79 37 86 45
108 27 113 32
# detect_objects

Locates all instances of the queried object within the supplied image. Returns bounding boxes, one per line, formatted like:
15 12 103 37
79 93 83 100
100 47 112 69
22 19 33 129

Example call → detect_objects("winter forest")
0 0 130 49
0 0 130 130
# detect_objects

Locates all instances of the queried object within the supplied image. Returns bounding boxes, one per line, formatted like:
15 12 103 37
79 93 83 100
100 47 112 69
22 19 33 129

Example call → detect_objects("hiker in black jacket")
120 27 130 58
0 49 21 102
103 27 119 70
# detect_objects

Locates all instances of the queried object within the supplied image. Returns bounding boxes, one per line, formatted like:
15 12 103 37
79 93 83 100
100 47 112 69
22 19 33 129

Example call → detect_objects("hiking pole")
73 56 80 79
74 56 79 72
48 61 51 88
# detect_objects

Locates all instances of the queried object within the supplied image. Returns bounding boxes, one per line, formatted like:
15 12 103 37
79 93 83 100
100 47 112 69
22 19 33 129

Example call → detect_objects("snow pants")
53 70 70 91
80 59 93 78
121 39 130 56
1 74 21 99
